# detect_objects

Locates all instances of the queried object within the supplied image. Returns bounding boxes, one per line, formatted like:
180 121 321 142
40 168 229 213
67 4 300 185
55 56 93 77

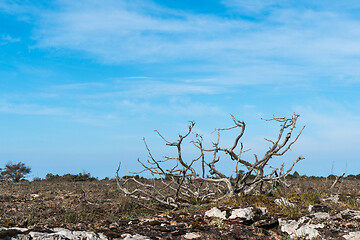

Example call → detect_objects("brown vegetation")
0 177 359 239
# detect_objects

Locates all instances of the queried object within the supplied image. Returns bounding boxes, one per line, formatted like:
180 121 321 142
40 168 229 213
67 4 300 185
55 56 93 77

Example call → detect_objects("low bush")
45 172 97 182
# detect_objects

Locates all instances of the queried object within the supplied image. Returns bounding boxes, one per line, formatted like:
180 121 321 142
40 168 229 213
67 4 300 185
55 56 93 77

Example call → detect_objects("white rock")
312 212 330 219
343 231 360 240
29 232 68 240
28 229 108 240
8 227 29 232
30 194 40 198
122 233 151 240
72 230 108 240
295 224 321 239
52 228 74 239
274 198 296 208
229 207 254 221
279 219 299 236
205 207 227 219
184 232 201 239
279 219 323 240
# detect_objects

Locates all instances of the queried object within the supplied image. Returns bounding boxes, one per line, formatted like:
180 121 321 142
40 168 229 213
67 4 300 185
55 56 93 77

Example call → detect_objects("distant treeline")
33 172 99 182
120 171 360 181
37 171 360 182
285 171 360 180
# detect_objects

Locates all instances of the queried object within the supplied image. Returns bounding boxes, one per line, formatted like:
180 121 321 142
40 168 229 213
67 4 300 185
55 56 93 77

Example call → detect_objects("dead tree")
116 113 305 208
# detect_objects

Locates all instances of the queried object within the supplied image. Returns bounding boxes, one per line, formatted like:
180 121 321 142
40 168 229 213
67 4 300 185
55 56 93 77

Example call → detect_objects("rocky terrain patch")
2 202 360 240
1 179 359 239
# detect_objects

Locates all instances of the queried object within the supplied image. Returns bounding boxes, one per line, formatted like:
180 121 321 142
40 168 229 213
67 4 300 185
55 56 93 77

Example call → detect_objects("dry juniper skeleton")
117 113 305 208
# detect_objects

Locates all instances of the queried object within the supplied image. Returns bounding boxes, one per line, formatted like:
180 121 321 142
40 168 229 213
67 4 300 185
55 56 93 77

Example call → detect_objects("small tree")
0 162 31 182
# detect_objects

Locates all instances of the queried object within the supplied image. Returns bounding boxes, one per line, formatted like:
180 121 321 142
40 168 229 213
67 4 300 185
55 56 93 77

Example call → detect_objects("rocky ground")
2 203 360 239
0 179 359 239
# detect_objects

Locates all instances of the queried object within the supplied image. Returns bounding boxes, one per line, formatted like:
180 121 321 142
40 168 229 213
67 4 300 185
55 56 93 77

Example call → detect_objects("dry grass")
0 180 149 230
0 177 359 231
217 178 360 219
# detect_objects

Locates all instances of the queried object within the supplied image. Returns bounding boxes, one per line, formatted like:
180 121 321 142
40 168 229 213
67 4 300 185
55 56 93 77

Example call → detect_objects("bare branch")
116 113 305 208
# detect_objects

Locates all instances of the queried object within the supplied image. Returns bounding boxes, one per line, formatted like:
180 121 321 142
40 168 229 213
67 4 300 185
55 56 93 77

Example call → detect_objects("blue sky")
1 0 360 179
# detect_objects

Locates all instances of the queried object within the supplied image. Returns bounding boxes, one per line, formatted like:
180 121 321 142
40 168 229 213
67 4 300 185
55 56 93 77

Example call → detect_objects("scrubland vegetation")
0 174 359 229
0 161 359 239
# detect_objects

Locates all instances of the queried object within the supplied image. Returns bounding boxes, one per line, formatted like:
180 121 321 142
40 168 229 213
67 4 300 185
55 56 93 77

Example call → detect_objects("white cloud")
0 99 125 126
50 80 229 99
221 0 277 13
51 82 105 90
121 76 151 80
3 0 360 86
221 0 360 13
0 101 68 116
1 34 20 43
0 34 21 45
123 82 227 97
23 0 360 84
116 98 224 117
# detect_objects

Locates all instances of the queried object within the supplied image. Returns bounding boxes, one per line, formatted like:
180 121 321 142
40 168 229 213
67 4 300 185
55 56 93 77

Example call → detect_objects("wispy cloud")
122 81 228 97
117 98 224 117
43 79 229 99
1 34 20 42
1 0 360 87
24 0 360 84
0 99 124 127
51 82 105 90
0 101 68 116
122 76 151 80
221 0 360 13
0 34 20 45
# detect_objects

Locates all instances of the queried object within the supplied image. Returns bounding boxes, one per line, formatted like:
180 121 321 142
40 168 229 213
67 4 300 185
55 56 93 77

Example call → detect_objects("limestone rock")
229 207 254 220
183 232 201 239
343 231 360 240
279 219 299 236
29 231 69 240
3 228 110 240
295 224 321 239
122 233 151 240
205 206 269 222
279 219 323 240
205 207 227 219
